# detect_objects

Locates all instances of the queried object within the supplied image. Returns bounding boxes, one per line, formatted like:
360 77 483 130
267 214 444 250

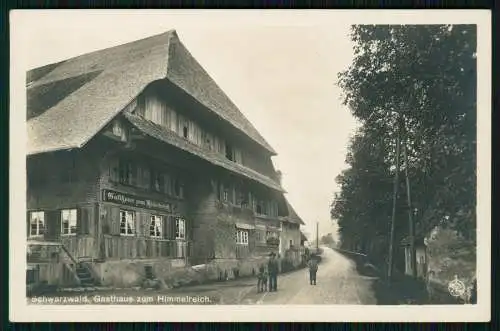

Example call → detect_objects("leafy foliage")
320 233 336 246
333 25 476 266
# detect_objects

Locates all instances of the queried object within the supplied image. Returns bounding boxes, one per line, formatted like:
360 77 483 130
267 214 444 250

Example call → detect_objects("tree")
320 233 336 246
333 25 477 268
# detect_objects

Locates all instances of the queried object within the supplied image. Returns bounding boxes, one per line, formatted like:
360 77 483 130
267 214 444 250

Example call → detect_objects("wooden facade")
26 84 289 267
26 33 304 288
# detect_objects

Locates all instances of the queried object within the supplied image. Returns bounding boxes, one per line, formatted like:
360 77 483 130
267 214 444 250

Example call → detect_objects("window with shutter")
175 218 186 239
149 215 163 238
120 210 136 236
29 211 45 237
61 209 77 235
236 229 249 245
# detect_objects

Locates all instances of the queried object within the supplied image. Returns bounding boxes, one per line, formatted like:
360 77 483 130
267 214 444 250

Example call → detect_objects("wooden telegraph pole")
402 124 417 277
387 116 402 282
387 114 417 282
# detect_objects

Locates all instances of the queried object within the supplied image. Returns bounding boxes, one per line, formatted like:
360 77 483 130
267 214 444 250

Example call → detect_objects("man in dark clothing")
257 264 268 293
307 255 319 285
267 252 279 292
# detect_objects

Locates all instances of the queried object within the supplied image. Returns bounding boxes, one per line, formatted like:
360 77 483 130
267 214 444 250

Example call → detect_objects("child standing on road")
307 255 319 285
257 264 268 293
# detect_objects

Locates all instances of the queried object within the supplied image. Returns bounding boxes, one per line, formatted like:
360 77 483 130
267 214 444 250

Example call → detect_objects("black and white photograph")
10 10 490 322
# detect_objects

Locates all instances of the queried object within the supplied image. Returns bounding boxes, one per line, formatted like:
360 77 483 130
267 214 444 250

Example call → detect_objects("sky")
17 11 359 241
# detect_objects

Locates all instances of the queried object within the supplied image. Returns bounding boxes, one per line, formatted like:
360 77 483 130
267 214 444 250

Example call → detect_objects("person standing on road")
257 263 268 293
307 254 319 285
267 252 279 292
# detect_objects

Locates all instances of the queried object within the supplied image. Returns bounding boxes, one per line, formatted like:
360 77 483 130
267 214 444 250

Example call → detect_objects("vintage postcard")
10 9 491 322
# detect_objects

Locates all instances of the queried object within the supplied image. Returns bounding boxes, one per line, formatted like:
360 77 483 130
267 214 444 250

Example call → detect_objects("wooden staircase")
60 245 100 287
74 263 97 287
27 241 100 288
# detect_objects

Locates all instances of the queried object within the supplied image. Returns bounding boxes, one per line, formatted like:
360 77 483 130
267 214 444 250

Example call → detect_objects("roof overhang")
123 112 285 193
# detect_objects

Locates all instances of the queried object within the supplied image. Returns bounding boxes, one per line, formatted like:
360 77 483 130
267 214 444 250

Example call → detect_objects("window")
175 218 186 239
118 159 136 186
163 173 173 195
112 120 124 138
256 201 264 215
150 215 163 238
29 211 45 237
138 166 151 190
289 240 293 248
151 169 164 192
173 178 184 198
182 125 189 139
239 191 248 208
234 187 242 206
120 210 135 236
223 186 229 202
266 231 278 239
236 229 249 245
61 209 77 235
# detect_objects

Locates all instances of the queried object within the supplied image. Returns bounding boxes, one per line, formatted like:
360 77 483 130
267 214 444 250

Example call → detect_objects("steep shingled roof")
300 231 308 242
285 200 305 225
27 30 276 155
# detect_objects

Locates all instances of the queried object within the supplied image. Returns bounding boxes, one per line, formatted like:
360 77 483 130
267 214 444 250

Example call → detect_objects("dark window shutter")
26 211 30 237
186 219 193 241
76 208 82 235
110 207 121 235
249 229 256 252
162 216 169 239
170 216 177 240
78 207 90 235
45 210 60 240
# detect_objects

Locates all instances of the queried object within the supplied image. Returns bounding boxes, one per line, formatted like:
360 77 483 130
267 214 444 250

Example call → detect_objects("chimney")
275 170 282 185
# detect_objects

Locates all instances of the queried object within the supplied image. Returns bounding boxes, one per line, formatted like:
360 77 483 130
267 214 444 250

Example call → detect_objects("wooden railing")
27 240 97 286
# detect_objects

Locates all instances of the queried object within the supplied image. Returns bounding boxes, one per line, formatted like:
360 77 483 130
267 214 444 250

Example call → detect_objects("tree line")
332 25 477 272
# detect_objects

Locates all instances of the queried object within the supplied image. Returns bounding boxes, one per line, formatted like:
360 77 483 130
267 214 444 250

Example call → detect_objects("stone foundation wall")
94 258 186 288
89 255 280 289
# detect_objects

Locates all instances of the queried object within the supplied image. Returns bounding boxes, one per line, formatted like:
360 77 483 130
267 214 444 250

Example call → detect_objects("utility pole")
316 222 319 250
387 117 402 283
402 129 417 277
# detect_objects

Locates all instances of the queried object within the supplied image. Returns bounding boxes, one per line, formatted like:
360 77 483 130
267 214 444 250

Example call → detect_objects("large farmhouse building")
26 30 305 288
